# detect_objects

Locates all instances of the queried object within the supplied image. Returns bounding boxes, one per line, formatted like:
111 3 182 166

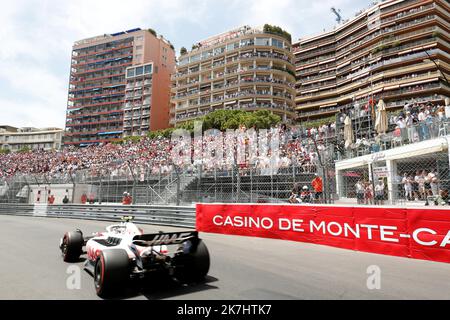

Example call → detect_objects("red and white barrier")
196 204 450 264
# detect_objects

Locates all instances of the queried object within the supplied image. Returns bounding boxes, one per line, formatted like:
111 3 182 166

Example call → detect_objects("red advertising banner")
196 204 450 264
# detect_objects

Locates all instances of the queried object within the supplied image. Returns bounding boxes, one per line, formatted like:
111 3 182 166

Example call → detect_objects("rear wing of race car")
132 231 199 247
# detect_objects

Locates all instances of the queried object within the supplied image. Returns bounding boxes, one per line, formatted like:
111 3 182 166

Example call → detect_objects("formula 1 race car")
59 217 210 297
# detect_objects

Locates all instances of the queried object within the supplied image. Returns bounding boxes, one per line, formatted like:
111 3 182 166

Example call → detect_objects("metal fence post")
250 165 253 203
99 174 103 205
214 167 217 202
176 165 181 206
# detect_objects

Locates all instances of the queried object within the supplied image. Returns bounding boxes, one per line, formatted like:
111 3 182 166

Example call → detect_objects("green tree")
147 128 176 139
123 136 142 144
263 24 292 43
18 146 31 153
201 109 281 131
180 47 187 55
147 28 157 37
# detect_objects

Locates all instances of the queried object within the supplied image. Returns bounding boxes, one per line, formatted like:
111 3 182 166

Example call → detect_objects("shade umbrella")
375 99 388 134
343 115 354 148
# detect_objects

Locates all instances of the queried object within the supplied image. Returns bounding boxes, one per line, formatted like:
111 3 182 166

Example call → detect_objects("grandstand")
0 99 449 207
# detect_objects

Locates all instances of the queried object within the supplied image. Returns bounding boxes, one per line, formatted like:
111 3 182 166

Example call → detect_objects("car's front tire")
94 249 130 298
61 231 83 262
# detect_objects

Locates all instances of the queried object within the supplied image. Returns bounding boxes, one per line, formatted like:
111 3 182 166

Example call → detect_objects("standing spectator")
365 181 374 205
418 108 427 141
445 98 450 120
375 179 385 205
402 173 413 201
311 174 323 203
411 170 418 201
355 180 365 205
415 170 425 200
405 111 416 144
423 170 432 198
396 116 407 144
428 170 439 198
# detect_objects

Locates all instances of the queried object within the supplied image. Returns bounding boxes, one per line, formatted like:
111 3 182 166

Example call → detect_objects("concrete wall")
27 184 98 204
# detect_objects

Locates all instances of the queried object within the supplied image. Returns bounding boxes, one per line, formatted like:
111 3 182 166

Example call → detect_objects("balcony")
173 51 293 80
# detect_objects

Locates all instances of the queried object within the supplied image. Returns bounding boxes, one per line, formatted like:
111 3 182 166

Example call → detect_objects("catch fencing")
0 162 336 206
337 150 449 207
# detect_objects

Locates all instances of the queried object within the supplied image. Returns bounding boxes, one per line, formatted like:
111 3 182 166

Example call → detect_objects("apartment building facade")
65 28 175 146
0 126 63 151
293 0 450 121
171 26 296 125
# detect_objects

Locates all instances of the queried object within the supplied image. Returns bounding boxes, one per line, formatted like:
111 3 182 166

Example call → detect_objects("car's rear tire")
61 231 83 262
175 240 210 283
94 249 130 298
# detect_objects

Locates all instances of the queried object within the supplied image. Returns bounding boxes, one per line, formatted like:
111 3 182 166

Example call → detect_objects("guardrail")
0 203 196 228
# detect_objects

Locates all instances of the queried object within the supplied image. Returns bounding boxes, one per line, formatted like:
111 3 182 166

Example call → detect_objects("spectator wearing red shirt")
122 192 132 205
311 174 323 203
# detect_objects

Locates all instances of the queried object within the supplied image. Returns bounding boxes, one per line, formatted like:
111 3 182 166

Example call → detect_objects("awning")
384 84 399 90
400 78 438 88
98 131 123 135
320 103 338 108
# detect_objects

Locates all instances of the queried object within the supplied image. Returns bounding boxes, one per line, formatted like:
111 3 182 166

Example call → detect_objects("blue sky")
0 0 371 128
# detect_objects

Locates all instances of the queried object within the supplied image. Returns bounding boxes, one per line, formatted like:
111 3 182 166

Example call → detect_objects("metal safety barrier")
0 203 196 228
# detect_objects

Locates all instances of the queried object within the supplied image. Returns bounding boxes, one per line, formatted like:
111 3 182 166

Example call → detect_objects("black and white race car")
59 217 210 297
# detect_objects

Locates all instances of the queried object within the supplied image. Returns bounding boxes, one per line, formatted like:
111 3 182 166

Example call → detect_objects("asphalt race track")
2 215 450 300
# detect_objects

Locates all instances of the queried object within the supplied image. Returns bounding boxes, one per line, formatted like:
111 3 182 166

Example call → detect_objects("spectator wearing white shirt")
445 98 450 119
374 179 385 205
396 116 407 143
417 109 428 141
402 173 413 201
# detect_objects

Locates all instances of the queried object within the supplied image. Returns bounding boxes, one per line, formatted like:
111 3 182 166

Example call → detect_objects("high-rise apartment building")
65 28 175 146
293 0 450 121
171 26 296 125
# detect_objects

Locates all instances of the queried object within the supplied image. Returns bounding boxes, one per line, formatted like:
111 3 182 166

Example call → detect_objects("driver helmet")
303 186 309 191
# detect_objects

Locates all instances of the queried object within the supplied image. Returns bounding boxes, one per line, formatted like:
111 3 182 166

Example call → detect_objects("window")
272 38 283 48
135 66 143 76
144 64 152 74
214 46 225 55
135 54 142 61
226 43 236 52
179 57 189 66
127 69 135 78
240 38 254 47
191 54 201 62
202 50 213 59
255 38 270 46
135 45 143 51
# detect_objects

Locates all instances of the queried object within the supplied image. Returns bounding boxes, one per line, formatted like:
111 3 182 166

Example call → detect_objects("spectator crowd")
1 99 448 186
